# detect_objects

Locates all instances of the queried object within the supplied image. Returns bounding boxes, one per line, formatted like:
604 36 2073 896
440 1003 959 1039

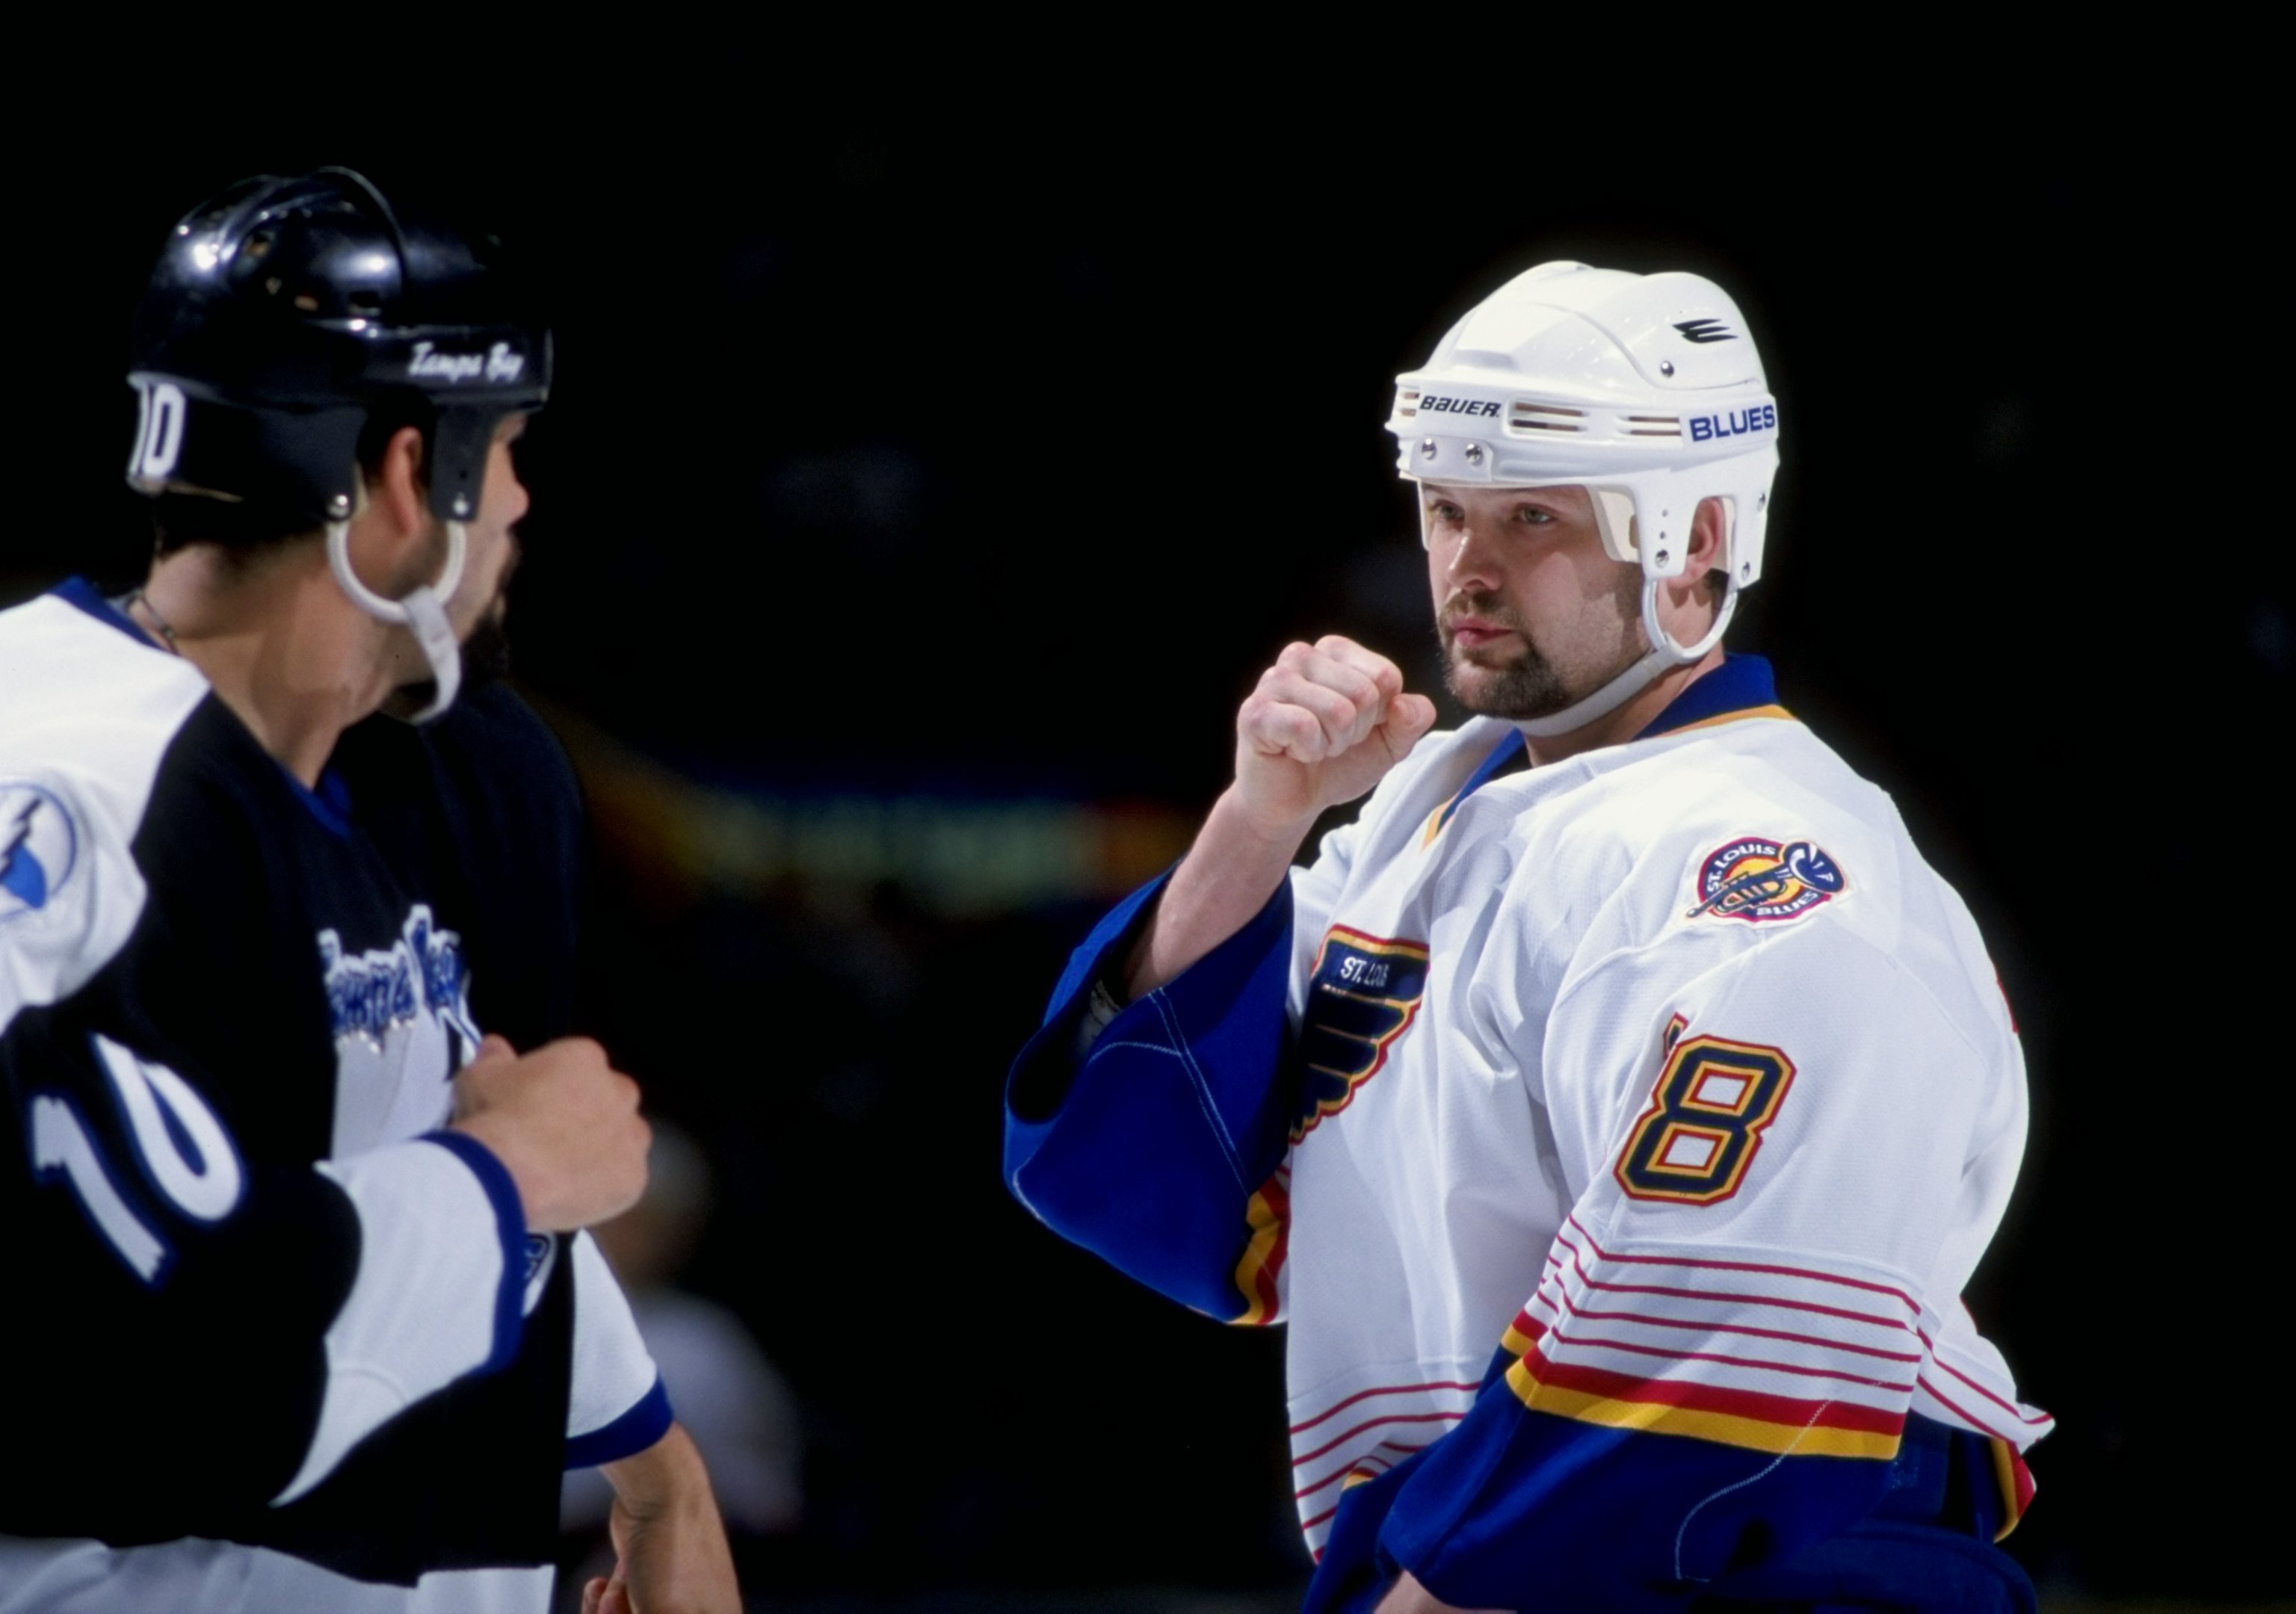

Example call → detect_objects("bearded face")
1428 485 1645 722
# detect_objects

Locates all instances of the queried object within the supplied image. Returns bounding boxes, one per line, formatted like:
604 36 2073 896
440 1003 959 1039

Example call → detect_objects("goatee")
1439 598 1571 720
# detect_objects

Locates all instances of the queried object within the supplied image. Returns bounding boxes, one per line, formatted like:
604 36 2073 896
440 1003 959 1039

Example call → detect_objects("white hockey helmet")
1390 261 1779 734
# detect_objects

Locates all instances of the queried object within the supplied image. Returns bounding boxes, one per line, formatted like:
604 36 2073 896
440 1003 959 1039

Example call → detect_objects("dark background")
4 116 2283 1605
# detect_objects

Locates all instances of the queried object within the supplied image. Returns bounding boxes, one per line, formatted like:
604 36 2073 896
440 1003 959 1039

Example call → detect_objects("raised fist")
1234 635 1437 832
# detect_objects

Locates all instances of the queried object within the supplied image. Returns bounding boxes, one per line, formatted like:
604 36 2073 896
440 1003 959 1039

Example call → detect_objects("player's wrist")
1212 779 1324 847
602 1423 715 1518
445 1116 554 1230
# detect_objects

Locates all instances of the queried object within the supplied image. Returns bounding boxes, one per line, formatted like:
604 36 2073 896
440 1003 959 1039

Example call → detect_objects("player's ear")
1686 497 1729 576
341 426 437 601
1657 497 1733 630
370 426 429 540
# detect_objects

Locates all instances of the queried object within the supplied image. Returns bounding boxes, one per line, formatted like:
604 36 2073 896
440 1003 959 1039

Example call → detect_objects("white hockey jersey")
1007 655 2050 1609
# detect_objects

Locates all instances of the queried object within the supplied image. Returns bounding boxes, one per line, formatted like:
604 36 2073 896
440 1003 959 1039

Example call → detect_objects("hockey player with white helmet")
1393 261 1779 734
1005 263 2049 1610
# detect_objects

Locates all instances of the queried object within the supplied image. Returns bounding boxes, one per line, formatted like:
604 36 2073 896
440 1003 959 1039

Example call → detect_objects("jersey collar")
51 576 358 838
1635 652 1784 740
52 575 158 647
1427 654 1789 843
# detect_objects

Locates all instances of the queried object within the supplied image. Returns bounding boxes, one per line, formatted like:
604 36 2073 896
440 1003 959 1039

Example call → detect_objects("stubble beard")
458 599 513 689
445 542 521 693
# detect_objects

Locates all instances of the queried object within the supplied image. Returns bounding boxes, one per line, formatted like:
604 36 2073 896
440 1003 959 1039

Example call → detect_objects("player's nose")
1442 518 1506 586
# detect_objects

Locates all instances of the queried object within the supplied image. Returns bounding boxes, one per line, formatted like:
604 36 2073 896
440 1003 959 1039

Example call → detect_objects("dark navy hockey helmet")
126 167 551 534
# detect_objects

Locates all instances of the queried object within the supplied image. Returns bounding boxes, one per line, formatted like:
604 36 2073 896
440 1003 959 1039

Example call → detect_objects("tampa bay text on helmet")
1391 261 1778 749
123 167 550 723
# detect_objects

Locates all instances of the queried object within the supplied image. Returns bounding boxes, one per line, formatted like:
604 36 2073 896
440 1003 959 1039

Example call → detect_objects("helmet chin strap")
325 517 468 723
1512 572 1739 740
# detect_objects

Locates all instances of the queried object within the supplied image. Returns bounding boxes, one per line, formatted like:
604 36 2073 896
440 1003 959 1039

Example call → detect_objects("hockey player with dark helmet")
125 165 551 720
1 170 738 1611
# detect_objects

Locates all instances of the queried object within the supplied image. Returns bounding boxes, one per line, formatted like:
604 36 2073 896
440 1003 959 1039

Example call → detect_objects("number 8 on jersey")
1614 1016 1796 1205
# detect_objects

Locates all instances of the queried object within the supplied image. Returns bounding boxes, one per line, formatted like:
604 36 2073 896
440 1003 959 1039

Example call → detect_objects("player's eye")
1429 501 1464 524
1514 504 1554 525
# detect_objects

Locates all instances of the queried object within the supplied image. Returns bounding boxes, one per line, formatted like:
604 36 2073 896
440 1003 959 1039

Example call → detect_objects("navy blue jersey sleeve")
1004 873 1300 1323
2 1002 527 1542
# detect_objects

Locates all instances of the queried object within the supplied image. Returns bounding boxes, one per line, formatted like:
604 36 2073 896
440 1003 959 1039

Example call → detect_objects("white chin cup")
326 519 468 723
1511 571 1738 740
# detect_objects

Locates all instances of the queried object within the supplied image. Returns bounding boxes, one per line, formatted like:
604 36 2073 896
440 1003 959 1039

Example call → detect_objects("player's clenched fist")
1122 637 1436 996
450 1035 650 1232
1235 635 1437 832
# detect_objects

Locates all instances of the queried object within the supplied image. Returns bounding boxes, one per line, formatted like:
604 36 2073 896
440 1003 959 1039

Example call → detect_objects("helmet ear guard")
326 513 467 723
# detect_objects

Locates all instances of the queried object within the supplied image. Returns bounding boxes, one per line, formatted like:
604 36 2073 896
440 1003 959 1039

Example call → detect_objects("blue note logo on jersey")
0 782 80 924
1292 927 1431 1141
1687 836 1846 923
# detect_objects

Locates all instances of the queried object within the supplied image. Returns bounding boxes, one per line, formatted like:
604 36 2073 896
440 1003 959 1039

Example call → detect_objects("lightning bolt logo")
1 790 56 914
